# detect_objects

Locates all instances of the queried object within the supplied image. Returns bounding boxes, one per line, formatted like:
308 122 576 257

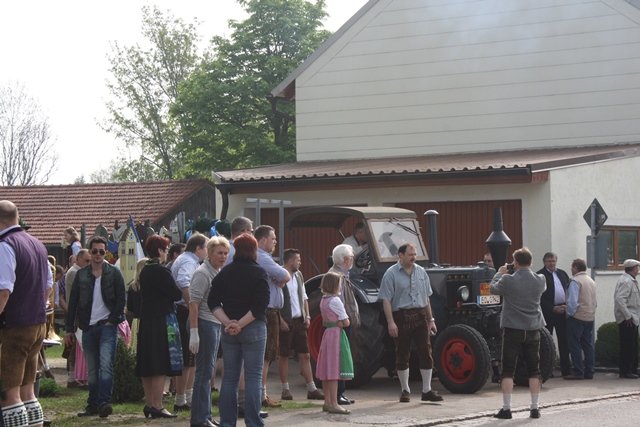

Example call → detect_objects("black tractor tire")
307 289 385 388
514 327 556 386
433 324 491 394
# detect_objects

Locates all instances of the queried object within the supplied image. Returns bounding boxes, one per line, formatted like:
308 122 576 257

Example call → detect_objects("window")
599 227 639 268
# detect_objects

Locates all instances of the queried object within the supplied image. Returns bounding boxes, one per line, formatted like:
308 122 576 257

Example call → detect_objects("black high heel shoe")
149 407 178 419
143 405 152 418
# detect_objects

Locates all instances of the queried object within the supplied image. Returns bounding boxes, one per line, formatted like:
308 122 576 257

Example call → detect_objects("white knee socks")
398 368 410 392
2 402 28 427
420 369 433 393
24 399 43 426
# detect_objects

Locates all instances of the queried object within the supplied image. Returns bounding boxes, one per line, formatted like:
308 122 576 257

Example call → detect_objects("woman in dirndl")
315 272 354 415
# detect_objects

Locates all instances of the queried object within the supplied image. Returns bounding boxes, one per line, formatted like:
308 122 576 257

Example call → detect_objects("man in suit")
537 252 571 377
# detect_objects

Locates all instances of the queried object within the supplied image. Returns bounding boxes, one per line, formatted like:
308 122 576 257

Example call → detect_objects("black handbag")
126 286 142 319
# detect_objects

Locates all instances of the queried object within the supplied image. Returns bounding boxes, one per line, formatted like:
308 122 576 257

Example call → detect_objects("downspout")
212 171 230 220
219 187 230 220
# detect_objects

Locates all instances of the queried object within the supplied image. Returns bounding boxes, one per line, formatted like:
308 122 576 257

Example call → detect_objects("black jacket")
209 259 269 323
65 262 126 332
537 267 570 321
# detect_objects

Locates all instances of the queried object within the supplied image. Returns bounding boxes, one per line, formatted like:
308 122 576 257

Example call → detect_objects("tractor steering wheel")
355 248 372 271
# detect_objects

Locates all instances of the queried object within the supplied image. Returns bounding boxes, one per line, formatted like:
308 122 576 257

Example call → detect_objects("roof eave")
270 0 380 100
215 167 532 192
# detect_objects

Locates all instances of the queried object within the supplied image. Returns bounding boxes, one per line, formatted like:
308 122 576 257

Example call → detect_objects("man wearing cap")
614 259 640 379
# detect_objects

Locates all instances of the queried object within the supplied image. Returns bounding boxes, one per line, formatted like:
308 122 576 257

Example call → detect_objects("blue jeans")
567 317 595 377
191 319 222 424
219 321 266 427
82 323 117 408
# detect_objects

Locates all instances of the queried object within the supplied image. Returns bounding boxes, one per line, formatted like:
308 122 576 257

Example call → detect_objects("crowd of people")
3 198 640 426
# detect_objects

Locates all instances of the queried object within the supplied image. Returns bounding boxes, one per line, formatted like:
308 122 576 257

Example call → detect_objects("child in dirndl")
315 272 354 415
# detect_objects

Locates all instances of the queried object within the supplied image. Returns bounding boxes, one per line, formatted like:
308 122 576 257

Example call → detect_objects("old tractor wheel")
307 289 385 388
434 324 491 394
514 327 556 386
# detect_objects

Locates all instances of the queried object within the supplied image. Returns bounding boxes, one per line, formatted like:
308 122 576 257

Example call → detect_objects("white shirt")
285 275 307 319
89 276 110 325
552 270 566 305
328 296 348 321
342 235 365 256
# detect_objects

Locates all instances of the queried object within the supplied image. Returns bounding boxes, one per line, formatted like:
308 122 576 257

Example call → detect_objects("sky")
0 0 368 185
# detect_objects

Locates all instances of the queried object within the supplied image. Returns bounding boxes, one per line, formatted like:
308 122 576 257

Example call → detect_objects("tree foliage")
0 82 57 186
172 0 330 175
103 5 201 180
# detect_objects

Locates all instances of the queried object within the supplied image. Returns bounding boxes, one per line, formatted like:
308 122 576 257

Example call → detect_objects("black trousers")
618 322 639 375
545 311 571 376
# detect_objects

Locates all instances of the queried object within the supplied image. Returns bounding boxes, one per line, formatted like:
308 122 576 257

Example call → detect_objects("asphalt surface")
128 360 640 427
47 352 638 426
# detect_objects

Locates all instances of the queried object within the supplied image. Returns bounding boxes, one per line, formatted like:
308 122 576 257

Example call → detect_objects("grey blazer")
490 267 547 330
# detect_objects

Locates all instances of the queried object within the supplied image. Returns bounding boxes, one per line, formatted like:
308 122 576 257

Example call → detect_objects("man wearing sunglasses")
65 235 126 419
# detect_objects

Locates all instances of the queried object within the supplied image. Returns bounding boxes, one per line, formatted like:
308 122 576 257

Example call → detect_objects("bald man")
0 200 52 427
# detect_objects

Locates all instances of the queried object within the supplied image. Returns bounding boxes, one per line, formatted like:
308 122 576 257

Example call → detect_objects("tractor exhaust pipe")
424 210 439 265
485 207 511 269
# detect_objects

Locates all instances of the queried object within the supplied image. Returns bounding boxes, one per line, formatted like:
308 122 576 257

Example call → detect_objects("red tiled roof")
0 180 215 245
215 144 640 185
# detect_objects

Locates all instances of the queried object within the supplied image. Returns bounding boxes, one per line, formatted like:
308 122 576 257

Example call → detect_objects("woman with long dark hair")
136 235 183 419
208 234 270 427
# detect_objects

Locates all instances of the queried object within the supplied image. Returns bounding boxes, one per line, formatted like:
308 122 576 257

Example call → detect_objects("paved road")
450 393 640 426
257 370 640 427
137 360 640 426
49 354 639 426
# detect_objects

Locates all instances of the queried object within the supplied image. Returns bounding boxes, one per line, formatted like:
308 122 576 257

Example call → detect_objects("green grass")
40 386 316 426
45 343 64 359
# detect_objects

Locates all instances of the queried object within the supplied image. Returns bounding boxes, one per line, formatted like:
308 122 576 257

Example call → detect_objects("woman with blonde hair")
189 236 230 427
127 258 147 353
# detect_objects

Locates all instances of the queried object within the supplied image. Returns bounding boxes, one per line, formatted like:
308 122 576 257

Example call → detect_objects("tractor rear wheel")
434 324 491 394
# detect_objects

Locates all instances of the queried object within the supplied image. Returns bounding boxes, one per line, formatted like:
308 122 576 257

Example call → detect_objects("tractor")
286 206 555 393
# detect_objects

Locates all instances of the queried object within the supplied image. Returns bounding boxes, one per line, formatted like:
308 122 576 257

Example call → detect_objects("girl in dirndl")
315 272 354 415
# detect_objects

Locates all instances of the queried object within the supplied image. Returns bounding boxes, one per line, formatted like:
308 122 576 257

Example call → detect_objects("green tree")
173 0 330 175
103 5 201 180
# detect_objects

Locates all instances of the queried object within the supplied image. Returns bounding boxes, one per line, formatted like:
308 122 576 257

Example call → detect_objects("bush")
112 338 144 403
595 322 619 367
38 378 59 397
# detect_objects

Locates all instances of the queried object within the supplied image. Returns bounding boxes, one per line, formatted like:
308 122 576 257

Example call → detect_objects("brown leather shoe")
281 389 293 400
399 390 411 403
262 396 282 408
307 389 324 400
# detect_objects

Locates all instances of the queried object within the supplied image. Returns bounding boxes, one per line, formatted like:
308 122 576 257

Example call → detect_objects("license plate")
477 295 501 305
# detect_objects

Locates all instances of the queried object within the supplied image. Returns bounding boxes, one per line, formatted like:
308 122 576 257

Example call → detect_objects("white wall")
548 155 640 330
294 0 640 161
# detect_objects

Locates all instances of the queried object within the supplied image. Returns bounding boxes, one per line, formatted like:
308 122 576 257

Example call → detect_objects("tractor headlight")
457 286 470 302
